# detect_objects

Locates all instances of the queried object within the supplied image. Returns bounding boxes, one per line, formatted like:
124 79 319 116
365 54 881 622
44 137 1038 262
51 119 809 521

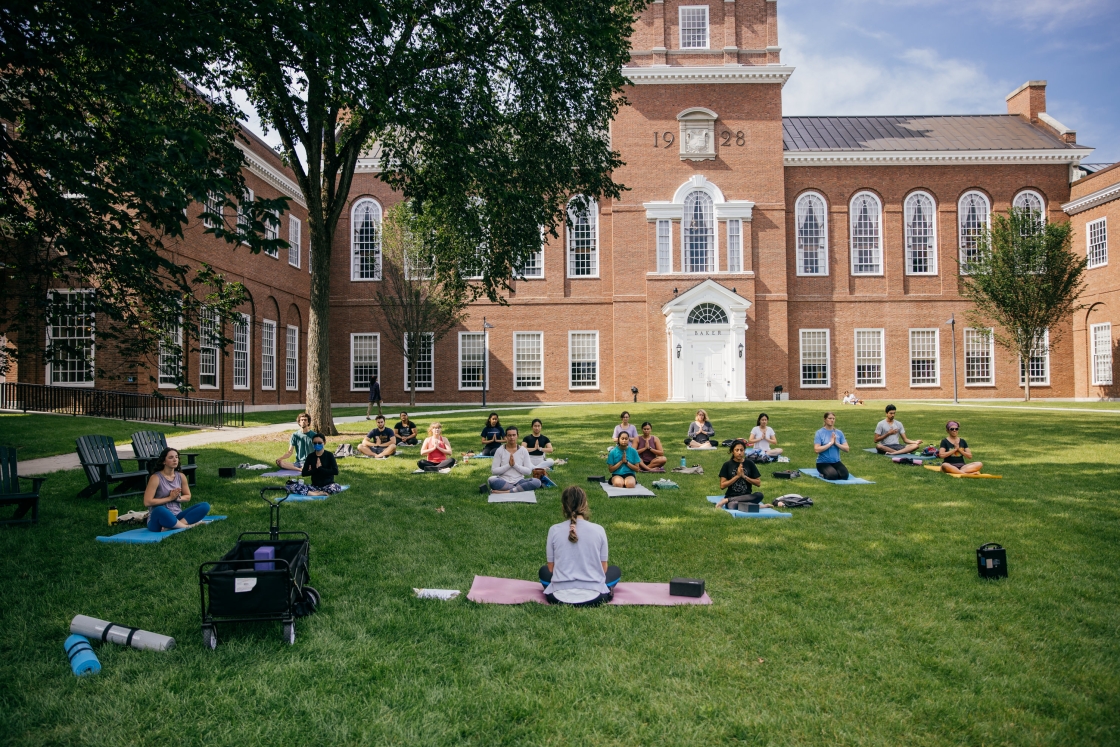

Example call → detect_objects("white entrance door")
686 336 731 402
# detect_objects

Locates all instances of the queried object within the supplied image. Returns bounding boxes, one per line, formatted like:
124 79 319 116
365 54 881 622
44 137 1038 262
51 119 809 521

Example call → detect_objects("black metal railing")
0 382 244 428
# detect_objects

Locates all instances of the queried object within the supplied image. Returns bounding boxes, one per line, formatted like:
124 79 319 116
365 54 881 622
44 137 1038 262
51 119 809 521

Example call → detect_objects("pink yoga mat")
466 576 712 606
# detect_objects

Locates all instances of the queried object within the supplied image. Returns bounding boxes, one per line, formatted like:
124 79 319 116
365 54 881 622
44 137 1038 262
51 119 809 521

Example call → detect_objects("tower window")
679 6 709 50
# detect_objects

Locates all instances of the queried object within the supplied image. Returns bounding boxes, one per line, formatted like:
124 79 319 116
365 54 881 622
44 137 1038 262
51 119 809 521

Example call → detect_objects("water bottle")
680 457 686 469
108 506 118 525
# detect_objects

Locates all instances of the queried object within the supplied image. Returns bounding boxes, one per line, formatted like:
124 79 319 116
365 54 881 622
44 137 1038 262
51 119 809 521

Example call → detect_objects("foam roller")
64 634 101 676
70 615 176 652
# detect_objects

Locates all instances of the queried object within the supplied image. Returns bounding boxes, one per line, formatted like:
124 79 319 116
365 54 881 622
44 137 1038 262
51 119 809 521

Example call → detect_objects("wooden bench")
0 447 43 525
75 435 149 501
131 431 197 486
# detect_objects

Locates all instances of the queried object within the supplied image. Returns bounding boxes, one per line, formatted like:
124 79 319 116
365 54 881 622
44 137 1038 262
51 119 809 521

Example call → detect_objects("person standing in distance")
365 373 382 420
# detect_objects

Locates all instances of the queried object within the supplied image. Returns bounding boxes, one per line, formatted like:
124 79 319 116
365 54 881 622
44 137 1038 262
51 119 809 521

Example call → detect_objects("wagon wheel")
202 625 218 650
302 586 320 613
283 622 296 645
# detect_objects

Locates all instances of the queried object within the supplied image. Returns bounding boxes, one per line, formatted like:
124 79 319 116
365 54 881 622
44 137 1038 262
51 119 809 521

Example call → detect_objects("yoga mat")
70 615 175 652
96 516 227 544
284 485 350 501
687 445 717 450
540 475 557 488
261 470 302 478
599 482 656 497
800 469 875 485
64 634 100 676
705 496 792 519
864 448 934 459
922 465 1002 478
488 491 537 503
466 576 711 606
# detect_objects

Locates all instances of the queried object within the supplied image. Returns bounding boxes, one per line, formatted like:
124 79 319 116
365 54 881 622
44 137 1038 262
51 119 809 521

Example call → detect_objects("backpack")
772 469 800 479
774 494 813 508
334 443 356 458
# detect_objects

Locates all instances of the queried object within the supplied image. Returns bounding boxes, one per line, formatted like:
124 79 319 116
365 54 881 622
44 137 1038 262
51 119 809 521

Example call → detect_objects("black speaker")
977 543 1007 579
218 467 236 478
669 578 705 597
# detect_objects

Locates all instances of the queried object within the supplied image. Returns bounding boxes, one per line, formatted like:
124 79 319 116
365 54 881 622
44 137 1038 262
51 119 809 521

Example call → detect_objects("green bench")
0 447 43 525
131 431 197 486
75 435 149 501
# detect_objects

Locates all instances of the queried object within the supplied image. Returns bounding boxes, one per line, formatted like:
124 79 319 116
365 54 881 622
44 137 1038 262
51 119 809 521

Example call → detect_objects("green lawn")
0 413 198 461
1 402 1117 745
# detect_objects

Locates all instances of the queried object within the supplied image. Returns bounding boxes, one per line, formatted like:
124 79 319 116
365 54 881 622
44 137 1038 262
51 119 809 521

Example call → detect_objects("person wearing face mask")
291 434 344 495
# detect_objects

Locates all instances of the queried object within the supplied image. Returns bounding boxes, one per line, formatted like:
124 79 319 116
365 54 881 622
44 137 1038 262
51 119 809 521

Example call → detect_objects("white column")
666 314 687 402
729 309 748 401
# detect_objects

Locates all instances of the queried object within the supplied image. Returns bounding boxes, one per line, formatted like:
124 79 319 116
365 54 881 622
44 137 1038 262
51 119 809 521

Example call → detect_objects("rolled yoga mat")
64 634 101 676
70 615 176 652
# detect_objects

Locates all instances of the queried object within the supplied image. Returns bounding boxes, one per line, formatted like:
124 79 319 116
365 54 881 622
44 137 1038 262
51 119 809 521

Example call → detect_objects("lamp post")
482 318 494 407
946 314 958 404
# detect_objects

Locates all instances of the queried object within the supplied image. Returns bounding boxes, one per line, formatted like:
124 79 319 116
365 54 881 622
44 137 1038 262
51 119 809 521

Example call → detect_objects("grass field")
1 402 1118 746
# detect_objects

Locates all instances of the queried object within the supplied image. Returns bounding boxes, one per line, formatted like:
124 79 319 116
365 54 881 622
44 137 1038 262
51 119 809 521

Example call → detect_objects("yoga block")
977 543 1007 579
218 467 237 478
587 475 605 483
669 578 705 598
747 503 760 513
254 545 276 571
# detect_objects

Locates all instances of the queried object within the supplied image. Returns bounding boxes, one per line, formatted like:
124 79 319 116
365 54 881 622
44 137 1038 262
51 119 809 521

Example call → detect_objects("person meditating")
417 422 455 472
939 421 983 474
276 412 316 471
394 412 419 446
747 413 783 458
634 422 666 472
291 434 344 495
488 426 541 493
144 448 210 531
358 414 397 458
607 431 641 488
612 411 638 444
716 440 768 511
814 411 851 481
874 404 922 455
842 391 864 405
685 409 716 448
522 419 555 468
538 486 621 607
479 413 504 457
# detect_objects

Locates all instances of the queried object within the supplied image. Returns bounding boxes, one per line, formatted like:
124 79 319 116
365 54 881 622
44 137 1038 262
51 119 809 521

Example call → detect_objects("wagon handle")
260 486 290 539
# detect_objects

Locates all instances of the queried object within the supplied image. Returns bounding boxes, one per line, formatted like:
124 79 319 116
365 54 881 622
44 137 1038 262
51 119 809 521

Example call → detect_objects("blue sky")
779 0 1120 163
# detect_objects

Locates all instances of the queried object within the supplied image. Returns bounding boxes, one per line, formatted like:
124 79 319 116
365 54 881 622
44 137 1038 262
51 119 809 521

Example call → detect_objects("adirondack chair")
0 447 43 525
75 435 149 501
131 431 197 486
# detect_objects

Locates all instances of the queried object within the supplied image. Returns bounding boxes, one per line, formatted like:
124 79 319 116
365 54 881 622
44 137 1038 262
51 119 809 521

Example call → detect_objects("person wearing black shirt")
938 420 983 474
716 440 768 510
394 412 419 446
480 412 504 457
522 418 555 468
359 414 397 458
365 374 382 419
292 434 344 495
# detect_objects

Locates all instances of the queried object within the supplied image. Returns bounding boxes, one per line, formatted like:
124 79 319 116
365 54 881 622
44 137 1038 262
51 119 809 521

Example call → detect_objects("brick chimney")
1006 80 1076 144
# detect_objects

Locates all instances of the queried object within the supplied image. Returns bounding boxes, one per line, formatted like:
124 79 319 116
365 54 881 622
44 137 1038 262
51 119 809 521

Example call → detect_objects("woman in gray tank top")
143 448 210 531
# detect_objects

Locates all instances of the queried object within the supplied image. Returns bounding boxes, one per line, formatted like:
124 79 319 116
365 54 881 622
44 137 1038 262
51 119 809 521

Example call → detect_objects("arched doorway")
662 280 750 402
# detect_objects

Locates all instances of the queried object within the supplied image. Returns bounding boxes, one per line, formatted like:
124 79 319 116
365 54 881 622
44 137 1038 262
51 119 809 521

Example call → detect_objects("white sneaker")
438 467 452 474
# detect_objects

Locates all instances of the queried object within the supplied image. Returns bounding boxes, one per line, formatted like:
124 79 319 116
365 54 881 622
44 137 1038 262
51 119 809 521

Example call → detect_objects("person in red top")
417 422 456 472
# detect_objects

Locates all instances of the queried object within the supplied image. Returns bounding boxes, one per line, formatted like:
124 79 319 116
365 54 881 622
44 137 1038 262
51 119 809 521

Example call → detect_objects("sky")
779 0 1120 163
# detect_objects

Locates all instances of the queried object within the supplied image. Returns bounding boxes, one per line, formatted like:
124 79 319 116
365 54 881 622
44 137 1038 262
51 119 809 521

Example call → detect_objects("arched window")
351 199 382 281
850 191 882 275
567 197 598 277
796 192 828 276
958 191 990 270
1013 190 1046 235
904 191 937 275
682 190 715 273
687 303 728 325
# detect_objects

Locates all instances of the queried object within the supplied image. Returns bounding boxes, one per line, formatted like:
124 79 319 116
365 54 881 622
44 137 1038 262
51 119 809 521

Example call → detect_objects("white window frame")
45 289 96 388
904 191 938 276
849 191 883 276
285 325 299 391
799 329 831 389
1087 217 1108 269
963 327 995 386
1019 329 1050 387
656 220 672 273
518 232 544 279
726 219 743 273
1091 323 1113 386
458 331 488 391
679 5 710 49
958 191 991 273
682 189 717 273
1013 189 1046 235
237 188 254 245
288 215 301 268
261 319 276 390
513 331 545 391
233 313 251 390
204 191 223 229
350 198 383 281
263 209 280 257
854 329 885 388
568 331 600 390
157 323 181 390
403 332 435 392
198 306 219 390
566 198 599 278
349 333 380 391
908 329 940 387
795 191 829 277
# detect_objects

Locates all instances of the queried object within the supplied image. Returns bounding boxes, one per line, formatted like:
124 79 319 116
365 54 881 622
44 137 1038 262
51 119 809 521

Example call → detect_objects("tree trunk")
306 229 337 435
1024 376 1031 402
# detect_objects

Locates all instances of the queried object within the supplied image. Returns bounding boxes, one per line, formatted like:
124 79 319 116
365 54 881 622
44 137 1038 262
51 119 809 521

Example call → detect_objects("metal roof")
782 115 1079 152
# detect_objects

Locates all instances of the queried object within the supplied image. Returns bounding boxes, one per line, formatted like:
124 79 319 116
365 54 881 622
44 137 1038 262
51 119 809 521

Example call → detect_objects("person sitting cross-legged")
522 418 555 469
747 412 783 459
874 404 922 455
685 409 716 448
144 448 211 531
394 412 419 446
276 412 316 471
291 434 345 495
538 486 621 607
479 412 505 457
939 420 983 475
715 439 769 511
358 414 397 458
488 426 541 493
417 422 456 472
612 411 638 444
607 431 641 488
633 421 667 472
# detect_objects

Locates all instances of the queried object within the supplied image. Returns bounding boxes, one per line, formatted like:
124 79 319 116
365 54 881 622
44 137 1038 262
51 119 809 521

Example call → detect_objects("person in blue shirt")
813 411 850 481
479 412 504 457
607 431 641 488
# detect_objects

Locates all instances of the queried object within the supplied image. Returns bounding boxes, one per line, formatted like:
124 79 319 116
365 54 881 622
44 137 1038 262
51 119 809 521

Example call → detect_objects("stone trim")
1063 182 1120 216
234 141 307 208
784 148 1092 168
623 65 795 86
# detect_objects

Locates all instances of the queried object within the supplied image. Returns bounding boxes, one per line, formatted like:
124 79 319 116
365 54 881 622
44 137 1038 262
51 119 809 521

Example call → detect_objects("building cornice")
624 65 795 87
1062 182 1120 216
234 140 307 208
784 147 1093 168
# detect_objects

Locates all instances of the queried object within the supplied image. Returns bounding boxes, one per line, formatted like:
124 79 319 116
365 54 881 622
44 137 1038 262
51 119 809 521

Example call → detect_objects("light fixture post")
482 318 495 407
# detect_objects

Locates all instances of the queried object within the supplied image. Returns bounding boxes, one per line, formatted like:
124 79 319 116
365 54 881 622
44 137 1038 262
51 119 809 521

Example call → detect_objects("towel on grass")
97 516 227 544
800 468 875 485
261 470 302 478
599 482 656 497
465 576 711 606
488 491 537 504
687 445 717 451
922 465 1002 479
706 496 792 519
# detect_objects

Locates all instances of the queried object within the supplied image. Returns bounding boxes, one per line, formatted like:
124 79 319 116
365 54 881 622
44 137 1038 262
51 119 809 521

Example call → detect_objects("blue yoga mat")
706 496 792 519
541 475 557 488
65 634 100 676
96 516 227 544
800 469 875 485
284 485 349 502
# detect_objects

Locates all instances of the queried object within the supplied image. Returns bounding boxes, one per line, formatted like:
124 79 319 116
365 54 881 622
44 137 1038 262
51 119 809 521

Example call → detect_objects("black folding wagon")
199 487 319 648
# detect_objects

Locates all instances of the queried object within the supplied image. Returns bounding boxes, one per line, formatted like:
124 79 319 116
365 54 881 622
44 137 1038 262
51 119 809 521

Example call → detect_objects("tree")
962 207 1087 401
199 0 644 433
376 203 470 406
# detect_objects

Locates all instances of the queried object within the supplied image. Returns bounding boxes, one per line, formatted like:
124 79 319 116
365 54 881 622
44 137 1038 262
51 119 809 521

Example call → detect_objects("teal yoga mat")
706 496 792 518
284 485 350 502
96 516 227 544
863 448 933 459
800 468 875 485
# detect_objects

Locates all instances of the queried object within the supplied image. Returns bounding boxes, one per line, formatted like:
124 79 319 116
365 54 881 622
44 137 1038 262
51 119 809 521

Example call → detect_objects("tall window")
264 210 280 256
1019 329 1050 387
204 191 223 229
727 220 742 273
233 314 250 390
958 191 990 271
657 220 672 273
519 240 543 279
459 332 486 390
47 290 95 386
514 332 544 389
1088 218 1108 268
157 319 181 389
237 188 254 242
288 216 301 268
682 190 715 273
199 306 219 389
567 198 598 277
261 319 276 390
909 329 939 386
1013 190 1045 234
850 192 882 274
799 329 830 388
964 328 993 385
1091 323 1113 386
854 329 884 387
351 198 382 280
795 192 828 276
679 5 709 49
350 333 379 390
404 332 434 391
904 191 937 275
285 325 299 390
569 331 599 389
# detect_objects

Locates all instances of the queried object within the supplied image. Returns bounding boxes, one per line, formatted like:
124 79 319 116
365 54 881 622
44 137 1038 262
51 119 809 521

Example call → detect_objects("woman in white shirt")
747 413 783 457
538 486 621 606
487 426 541 493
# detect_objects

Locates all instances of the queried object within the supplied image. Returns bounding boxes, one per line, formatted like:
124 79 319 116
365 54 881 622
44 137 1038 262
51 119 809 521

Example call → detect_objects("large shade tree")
199 0 645 433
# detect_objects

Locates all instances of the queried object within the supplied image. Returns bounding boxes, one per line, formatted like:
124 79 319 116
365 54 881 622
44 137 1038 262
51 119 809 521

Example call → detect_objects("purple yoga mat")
465 576 712 606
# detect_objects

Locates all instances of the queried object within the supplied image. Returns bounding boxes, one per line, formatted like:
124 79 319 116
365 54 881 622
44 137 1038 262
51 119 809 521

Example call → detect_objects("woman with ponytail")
538 486 621 606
